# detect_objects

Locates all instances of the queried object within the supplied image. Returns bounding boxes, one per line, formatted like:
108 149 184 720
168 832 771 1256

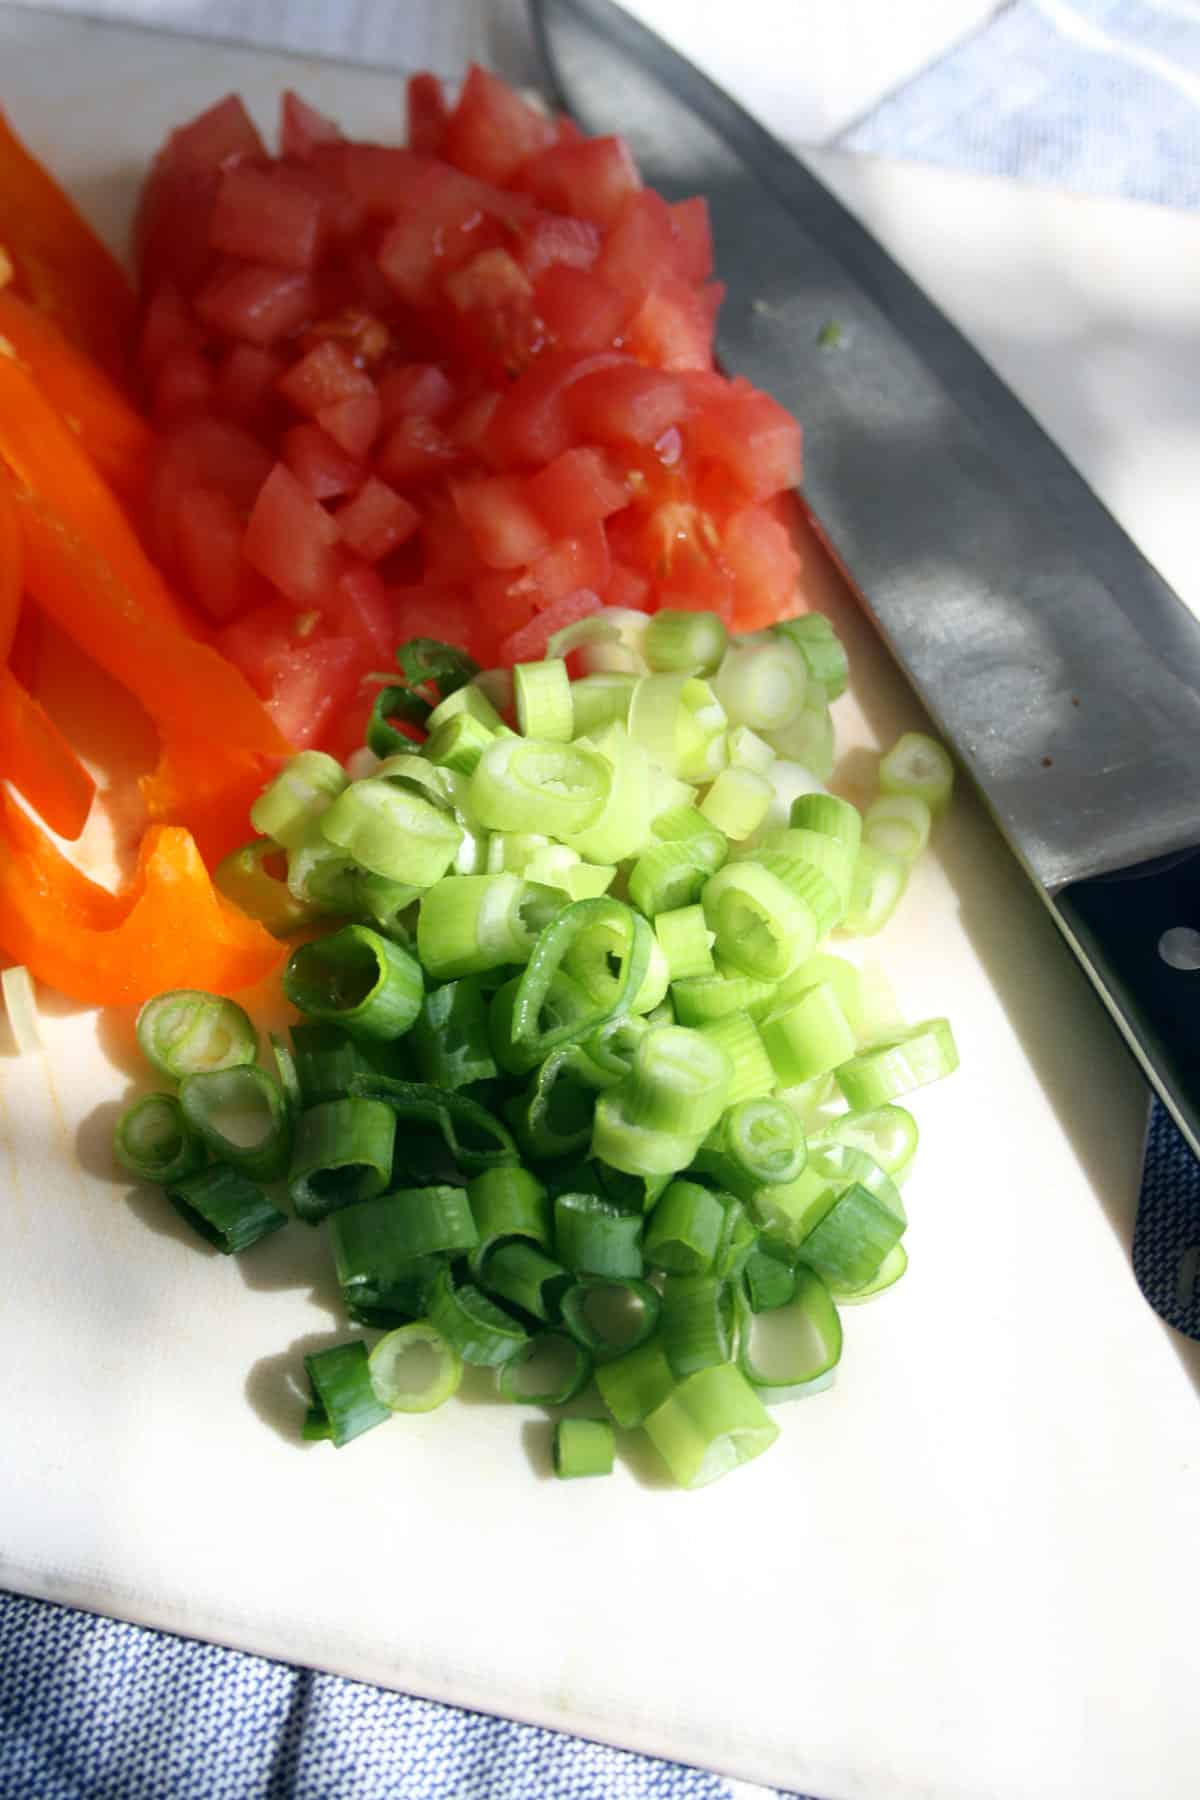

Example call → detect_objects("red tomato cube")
172 484 261 622
195 265 318 345
688 379 803 501
596 190 685 302
376 415 461 488
139 282 206 376
335 478 420 563
669 197 714 282
516 136 641 228
214 342 286 431
329 563 397 661
278 340 374 417
627 278 715 372
243 462 343 609
452 475 550 570
165 94 265 176
209 165 325 271
534 264 631 352
485 348 630 468
517 213 601 279
567 363 688 447
377 363 455 423
317 390 382 459
442 64 556 185
280 90 342 160
407 73 450 156
282 423 366 500
263 638 364 748
498 586 604 665
518 522 611 609
152 348 215 426
526 447 629 534
721 504 800 628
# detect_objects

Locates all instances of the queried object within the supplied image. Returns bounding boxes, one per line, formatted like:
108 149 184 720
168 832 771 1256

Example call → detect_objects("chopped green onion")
771 952 864 1034
470 736 611 837
427 1267 528 1367
165 1163 287 1254
270 1031 302 1121
506 1051 596 1162
829 1240 908 1303
287 1096 396 1223
651 804 728 870
178 1065 291 1182
417 874 565 981
788 791 862 854
747 1139 900 1251
620 1023 731 1139
713 637 808 732
670 970 777 1026
753 845 845 933
567 672 637 735
396 635 480 700
759 980 857 1086
644 1178 726 1274
842 844 908 936
423 712 495 776
660 1272 734 1376
552 1417 615 1479
319 778 463 886
742 1246 797 1312
714 1197 759 1281
425 681 505 734
863 793 932 862
466 1165 551 1276
514 658 573 740
250 750 347 849
797 1171 906 1291
481 1240 571 1321
331 1193 473 1324
594 1337 675 1428
763 694 834 781
563 724 655 864
717 1095 807 1187
727 724 776 776
627 673 728 782
366 685 425 758
368 1322 463 1413
738 1266 842 1401
498 1332 592 1405
762 827 855 910
701 860 818 982
347 1075 519 1174
287 1021 400 1107
305 1341 391 1446
696 1010 775 1106
548 606 648 669
511 896 652 1059
642 608 728 677
1 964 41 1055
113 1092 206 1184
699 766 773 840
214 840 324 936
136 990 257 1082
561 1275 661 1360
284 924 424 1040
834 1017 959 1108
654 905 715 982
643 1363 779 1489
628 840 708 918
285 824 359 913
411 977 498 1090
879 731 954 815
773 613 849 699
554 1190 643 1277
813 1104 919 1184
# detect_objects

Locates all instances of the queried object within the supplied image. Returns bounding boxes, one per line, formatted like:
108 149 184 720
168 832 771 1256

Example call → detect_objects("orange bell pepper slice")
5 474 288 760
0 108 136 387
143 728 277 867
0 349 187 633
0 291 151 500
0 792 286 1005
0 472 17 663
0 666 95 839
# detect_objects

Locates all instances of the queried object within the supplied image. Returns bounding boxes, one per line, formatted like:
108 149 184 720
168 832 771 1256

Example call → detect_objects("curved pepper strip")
142 728 280 867
0 472 17 663
0 109 136 387
6 473 288 759
0 793 286 1005
0 351 189 633
0 293 151 500
0 667 95 839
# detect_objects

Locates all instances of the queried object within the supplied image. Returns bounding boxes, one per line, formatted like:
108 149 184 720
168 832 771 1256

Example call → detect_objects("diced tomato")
172 484 262 622
376 414 461 488
147 414 272 566
627 278 714 372
243 462 343 608
534 264 630 353
195 264 318 345
498 586 604 665
165 94 265 176
442 248 542 377
567 363 688 447
517 213 601 280
344 146 530 231
443 64 557 185
669 198 713 282
263 638 363 748
209 165 324 271
152 347 215 425
687 378 802 503
280 90 342 160
604 561 651 611
378 363 455 423
389 584 476 649
214 342 286 431
517 522 610 610
316 389 381 459
452 475 550 570
282 422 365 499
516 136 641 228
278 339 373 416
596 190 685 303
407 73 450 157
335 477 419 562
720 505 800 628
485 349 630 468
526 446 629 534
329 562 397 661
139 283 206 375
215 597 303 690
136 165 221 295
378 209 485 308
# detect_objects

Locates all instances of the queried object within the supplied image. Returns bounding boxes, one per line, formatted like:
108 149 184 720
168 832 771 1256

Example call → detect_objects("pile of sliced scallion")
113 608 959 1489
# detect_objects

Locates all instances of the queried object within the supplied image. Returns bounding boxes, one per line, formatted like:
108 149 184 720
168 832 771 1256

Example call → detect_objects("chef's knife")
532 0 1200 1182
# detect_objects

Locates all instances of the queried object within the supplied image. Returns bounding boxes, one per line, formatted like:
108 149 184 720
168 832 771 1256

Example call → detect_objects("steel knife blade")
532 0 1200 1165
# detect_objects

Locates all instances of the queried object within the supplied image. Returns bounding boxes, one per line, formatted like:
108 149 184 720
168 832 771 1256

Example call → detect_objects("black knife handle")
1055 850 1200 1158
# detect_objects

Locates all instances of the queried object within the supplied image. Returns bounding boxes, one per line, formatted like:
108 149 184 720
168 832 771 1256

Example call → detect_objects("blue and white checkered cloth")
4 3 1199 1795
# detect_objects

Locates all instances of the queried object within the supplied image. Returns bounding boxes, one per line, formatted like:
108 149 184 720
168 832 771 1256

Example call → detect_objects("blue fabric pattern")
4 3 1199 1795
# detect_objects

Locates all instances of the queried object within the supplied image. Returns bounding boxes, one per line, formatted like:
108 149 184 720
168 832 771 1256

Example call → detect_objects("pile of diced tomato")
135 67 803 757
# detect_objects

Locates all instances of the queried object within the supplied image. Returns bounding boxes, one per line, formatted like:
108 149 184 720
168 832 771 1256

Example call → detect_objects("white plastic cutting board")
2 11 1199 1800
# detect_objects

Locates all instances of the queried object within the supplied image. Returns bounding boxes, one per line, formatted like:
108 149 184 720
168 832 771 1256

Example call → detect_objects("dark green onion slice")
466 1166 551 1278
270 1031 303 1121
497 1331 592 1405
287 1097 396 1224
330 1194 453 1327
480 1240 571 1322
834 1018 959 1109
796 1178 906 1292
304 1341 391 1447
553 1191 644 1278
660 1272 735 1377
718 1095 807 1187
553 1417 615 1479
714 1197 759 1282
512 897 653 1061
506 1050 597 1163
214 840 324 936
643 1362 779 1490
737 1267 842 1401
136 989 257 1081
411 977 497 1090
748 1141 904 1253
348 1074 519 1174
165 1164 287 1255
560 1275 661 1361
742 1247 798 1313
178 1065 291 1182
594 1337 675 1429
367 684 429 757
828 1240 908 1303
283 924 423 1042
643 1178 725 1275
368 1322 463 1413
396 635 480 700
113 1093 206 1184
287 1022 403 1108
489 969 596 1077
773 613 849 699
426 1267 528 1367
